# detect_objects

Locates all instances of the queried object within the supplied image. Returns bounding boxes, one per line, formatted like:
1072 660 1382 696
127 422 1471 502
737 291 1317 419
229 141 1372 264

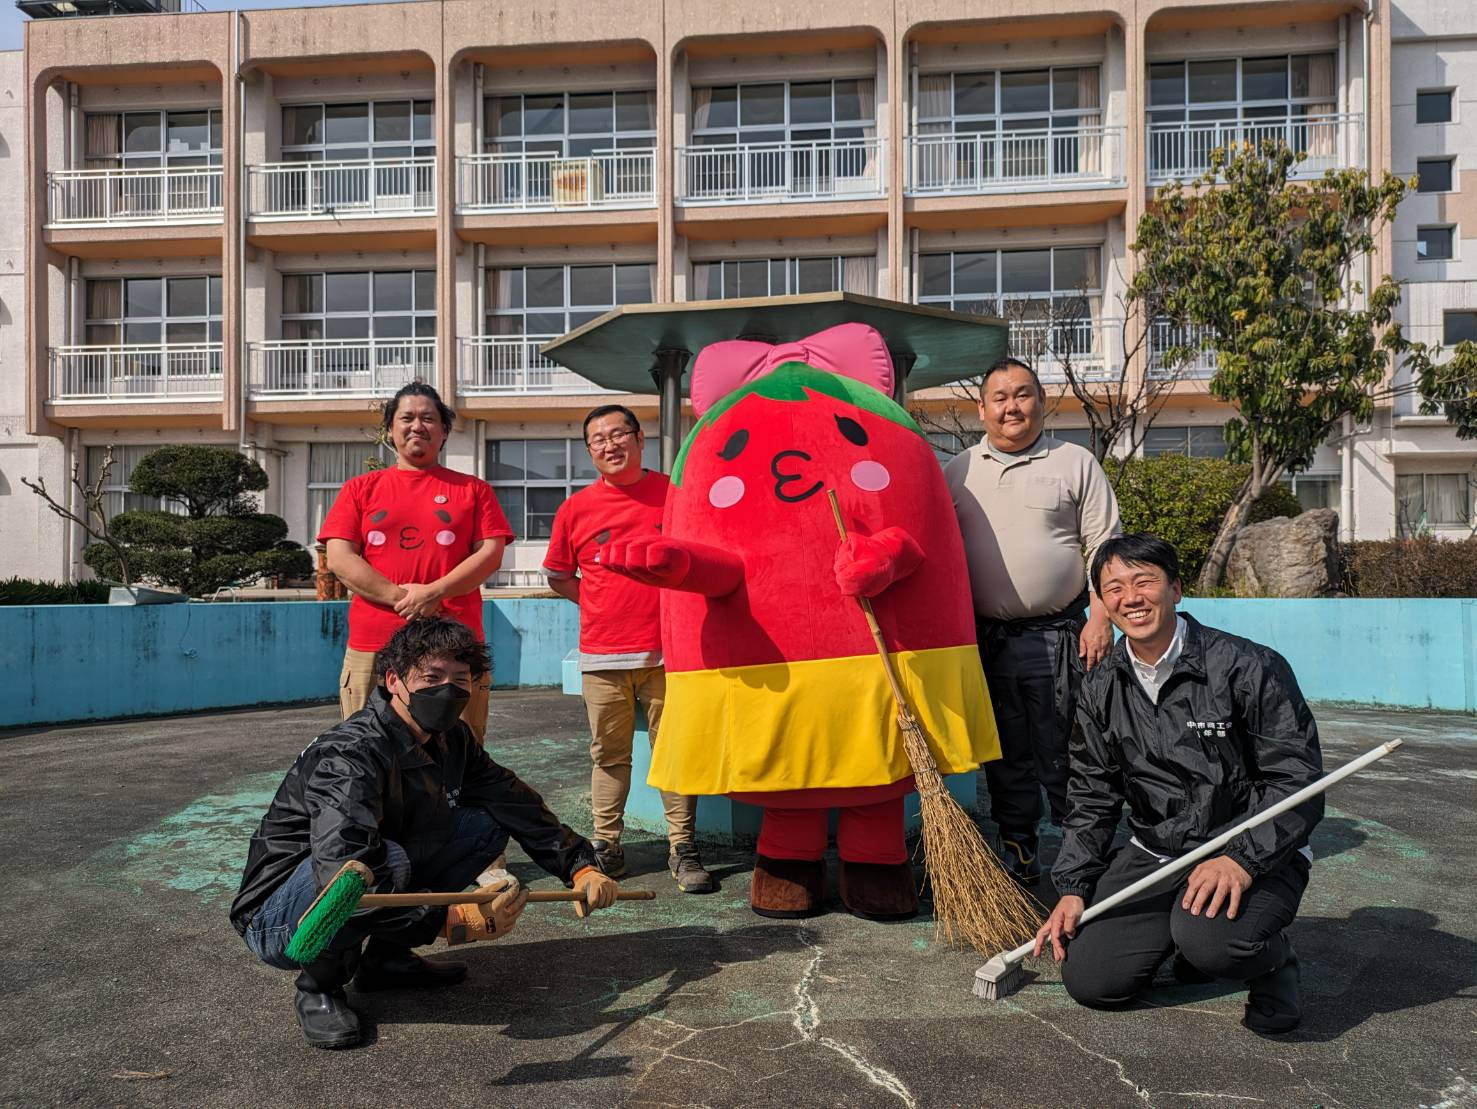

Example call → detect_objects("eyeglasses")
586 428 637 450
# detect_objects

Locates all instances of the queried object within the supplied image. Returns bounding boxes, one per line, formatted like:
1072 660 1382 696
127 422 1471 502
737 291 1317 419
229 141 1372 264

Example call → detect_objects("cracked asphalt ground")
0 692 1473 1108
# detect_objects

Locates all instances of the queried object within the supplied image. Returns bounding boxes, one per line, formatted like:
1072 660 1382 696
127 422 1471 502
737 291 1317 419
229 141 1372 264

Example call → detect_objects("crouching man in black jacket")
230 617 620 1049
1034 534 1323 1034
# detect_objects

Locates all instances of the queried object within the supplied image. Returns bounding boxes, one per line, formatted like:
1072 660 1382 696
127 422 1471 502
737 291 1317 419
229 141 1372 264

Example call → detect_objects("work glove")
443 877 528 946
571 866 620 919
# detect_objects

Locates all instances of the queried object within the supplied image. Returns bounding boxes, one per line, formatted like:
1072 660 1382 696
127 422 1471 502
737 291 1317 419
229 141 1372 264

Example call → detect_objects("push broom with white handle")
972 738 1402 1001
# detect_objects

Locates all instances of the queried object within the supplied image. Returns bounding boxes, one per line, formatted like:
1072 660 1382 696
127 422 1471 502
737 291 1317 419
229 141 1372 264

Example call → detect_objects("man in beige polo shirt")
944 357 1121 885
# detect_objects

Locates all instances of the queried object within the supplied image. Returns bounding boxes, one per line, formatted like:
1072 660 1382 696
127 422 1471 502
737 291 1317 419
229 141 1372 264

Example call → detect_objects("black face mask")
402 682 471 734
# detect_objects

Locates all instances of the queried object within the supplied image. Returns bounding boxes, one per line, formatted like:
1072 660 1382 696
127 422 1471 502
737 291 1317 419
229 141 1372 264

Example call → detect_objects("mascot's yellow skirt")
648 644 1000 796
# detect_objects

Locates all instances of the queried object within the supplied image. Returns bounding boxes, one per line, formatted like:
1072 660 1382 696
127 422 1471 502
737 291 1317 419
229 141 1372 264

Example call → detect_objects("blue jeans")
244 805 509 969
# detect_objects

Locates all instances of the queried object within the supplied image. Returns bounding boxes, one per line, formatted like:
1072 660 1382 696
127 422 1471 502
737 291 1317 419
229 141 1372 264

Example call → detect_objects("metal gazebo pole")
650 347 691 473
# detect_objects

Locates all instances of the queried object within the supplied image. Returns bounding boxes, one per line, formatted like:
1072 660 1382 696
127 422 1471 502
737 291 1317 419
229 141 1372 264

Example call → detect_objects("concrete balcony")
1146 113 1364 185
906 126 1124 196
676 137 884 205
457 149 657 213
1011 317 1122 383
247 158 435 220
458 335 613 396
50 343 223 400
47 166 223 227
247 338 434 398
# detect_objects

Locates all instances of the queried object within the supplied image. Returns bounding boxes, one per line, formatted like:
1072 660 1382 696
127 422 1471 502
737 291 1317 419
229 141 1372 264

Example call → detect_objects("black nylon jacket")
1052 614 1323 901
230 688 598 935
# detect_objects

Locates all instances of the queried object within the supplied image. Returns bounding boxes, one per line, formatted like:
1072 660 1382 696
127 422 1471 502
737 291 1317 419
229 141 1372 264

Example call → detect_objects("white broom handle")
1005 738 1401 962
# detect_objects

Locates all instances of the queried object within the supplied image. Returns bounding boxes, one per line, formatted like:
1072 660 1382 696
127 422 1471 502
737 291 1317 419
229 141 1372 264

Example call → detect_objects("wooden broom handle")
826 489 913 713
360 889 656 908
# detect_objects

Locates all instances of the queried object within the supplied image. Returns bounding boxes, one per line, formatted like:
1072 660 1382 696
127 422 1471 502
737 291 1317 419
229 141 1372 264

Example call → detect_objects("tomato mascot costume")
601 322 1000 919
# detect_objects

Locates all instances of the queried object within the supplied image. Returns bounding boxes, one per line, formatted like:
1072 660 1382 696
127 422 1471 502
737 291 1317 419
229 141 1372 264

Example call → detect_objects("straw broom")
827 490 1042 955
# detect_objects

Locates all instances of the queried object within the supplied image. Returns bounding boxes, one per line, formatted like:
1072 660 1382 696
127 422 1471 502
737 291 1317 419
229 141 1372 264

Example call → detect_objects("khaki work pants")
339 647 490 744
583 667 696 847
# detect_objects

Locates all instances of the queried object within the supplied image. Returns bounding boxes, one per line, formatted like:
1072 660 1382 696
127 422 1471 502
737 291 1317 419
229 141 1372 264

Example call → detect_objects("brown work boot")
837 860 919 921
750 854 826 919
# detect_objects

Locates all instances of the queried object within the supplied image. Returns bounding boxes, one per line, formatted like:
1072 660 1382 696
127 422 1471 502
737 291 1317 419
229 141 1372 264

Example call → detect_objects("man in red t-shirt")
320 382 514 743
544 405 713 894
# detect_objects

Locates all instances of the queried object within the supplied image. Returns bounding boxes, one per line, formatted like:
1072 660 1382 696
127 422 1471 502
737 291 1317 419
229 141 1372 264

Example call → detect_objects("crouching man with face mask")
230 617 620 1050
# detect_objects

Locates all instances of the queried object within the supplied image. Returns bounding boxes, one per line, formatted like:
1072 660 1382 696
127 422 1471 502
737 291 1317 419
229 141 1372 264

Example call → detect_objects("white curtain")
690 262 713 300
842 255 877 295
1078 67 1102 173
691 87 713 132
1305 54 1338 156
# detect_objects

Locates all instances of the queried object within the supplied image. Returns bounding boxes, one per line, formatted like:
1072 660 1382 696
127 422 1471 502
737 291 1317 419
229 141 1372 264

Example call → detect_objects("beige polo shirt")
944 434 1122 621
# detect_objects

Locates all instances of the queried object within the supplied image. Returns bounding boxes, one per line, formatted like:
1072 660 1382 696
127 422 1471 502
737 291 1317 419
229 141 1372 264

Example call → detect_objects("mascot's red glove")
833 527 924 598
600 535 745 597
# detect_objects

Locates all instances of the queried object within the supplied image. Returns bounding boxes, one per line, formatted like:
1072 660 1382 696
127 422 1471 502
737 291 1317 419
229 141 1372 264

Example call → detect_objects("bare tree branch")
20 444 132 587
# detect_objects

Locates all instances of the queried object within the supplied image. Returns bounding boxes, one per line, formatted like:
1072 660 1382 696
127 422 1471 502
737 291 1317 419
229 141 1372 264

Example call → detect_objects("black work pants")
1060 843 1311 1008
977 621 1083 833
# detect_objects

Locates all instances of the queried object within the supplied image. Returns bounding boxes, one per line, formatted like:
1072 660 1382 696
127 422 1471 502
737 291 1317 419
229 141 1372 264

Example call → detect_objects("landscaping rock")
1226 508 1340 597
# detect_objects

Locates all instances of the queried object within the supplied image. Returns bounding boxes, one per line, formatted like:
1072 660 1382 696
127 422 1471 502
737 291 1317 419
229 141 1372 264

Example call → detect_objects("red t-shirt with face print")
318 464 515 651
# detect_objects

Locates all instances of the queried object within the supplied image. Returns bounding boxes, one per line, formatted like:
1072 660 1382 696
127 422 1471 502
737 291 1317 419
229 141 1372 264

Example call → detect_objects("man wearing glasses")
543 405 714 894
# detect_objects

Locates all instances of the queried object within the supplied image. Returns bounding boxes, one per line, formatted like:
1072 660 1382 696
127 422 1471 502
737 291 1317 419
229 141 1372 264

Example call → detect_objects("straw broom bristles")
828 491 1042 955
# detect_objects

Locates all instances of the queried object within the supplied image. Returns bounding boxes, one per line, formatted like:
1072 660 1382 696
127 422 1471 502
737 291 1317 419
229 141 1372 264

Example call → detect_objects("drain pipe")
235 9 252 458
65 426 80 579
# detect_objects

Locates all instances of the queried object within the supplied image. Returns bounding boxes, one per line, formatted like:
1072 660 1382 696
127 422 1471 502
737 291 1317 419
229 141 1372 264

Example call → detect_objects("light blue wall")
1180 598 1476 715
2 597 1473 728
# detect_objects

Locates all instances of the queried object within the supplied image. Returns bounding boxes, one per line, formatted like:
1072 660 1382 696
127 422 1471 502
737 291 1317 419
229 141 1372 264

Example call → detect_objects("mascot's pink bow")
690 322 895 417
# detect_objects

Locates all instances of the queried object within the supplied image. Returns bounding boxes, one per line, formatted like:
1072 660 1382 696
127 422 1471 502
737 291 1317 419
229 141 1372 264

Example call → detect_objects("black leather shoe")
294 962 361 1049
355 942 466 992
1243 936 1302 1035
996 829 1042 885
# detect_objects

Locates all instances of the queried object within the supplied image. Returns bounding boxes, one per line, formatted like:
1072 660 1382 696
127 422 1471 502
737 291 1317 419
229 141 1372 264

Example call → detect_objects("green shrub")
0 578 111 605
82 445 313 597
1340 536 1477 597
1104 455 1304 583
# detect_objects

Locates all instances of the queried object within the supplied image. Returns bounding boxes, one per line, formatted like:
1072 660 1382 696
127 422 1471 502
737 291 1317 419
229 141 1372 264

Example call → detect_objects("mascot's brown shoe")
838 860 919 921
750 854 826 918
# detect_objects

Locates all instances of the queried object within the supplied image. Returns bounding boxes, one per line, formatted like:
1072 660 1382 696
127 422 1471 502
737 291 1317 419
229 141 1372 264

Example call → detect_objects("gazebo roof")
540 292 1008 395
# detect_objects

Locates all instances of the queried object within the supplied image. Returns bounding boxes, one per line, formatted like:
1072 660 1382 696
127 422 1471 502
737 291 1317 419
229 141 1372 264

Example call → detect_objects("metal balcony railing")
50 344 224 400
1148 319 1218 379
458 149 657 212
1009 318 1122 383
47 166 224 226
1146 113 1363 184
677 137 884 204
247 158 436 219
907 125 1123 195
458 336 613 396
248 338 435 398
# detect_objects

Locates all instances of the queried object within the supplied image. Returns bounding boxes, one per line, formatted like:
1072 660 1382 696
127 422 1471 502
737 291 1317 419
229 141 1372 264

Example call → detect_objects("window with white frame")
1142 424 1230 459
84 277 223 346
307 442 392 540
1285 473 1342 512
1445 311 1477 345
282 271 436 344
1416 89 1454 125
1396 472 1471 535
1416 158 1454 193
1149 53 1338 126
917 246 1102 320
1417 226 1455 261
84 109 223 170
691 255 877 299
485 437 658 540
914 67 1104 186
1148 53 1339 176
484 90 656 156
691 79 877 147
484 263 654 337
85 445 188 519
281 100 434 162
